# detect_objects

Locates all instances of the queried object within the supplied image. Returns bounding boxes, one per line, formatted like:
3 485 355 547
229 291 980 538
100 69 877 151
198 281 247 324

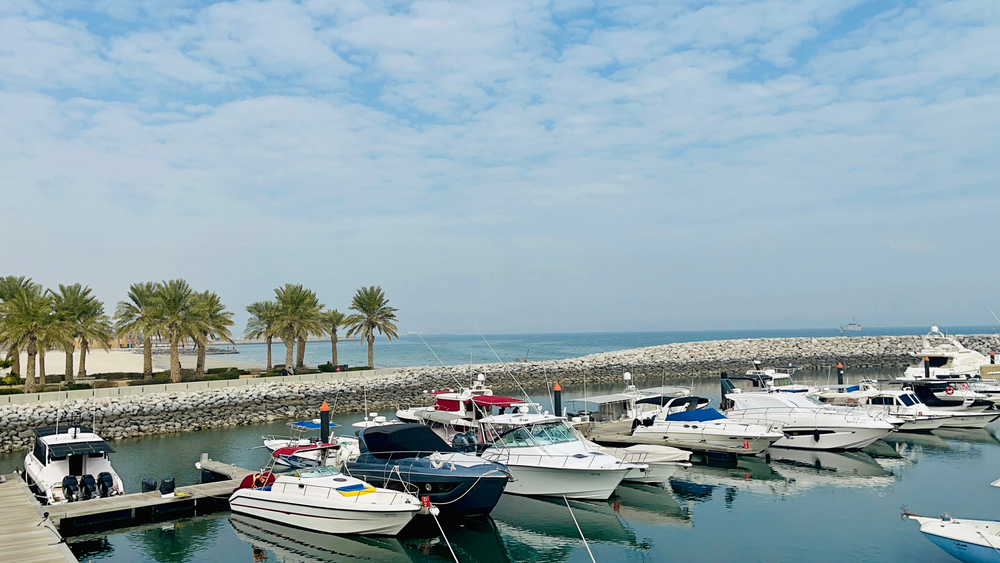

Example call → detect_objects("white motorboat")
897 327 1000 403
744 361 809 392
229 461 421 536
479 411 638 500
905 510 1000 563
263 420 354 468
721 377 895 450
628 396 785 455
894 381 1000 428
584 440 691 484
23 425 125 505
812 387 950 432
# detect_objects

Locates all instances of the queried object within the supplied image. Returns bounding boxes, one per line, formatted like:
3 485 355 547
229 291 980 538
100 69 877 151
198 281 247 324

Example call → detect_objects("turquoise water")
229 326 998 368
3 372 998 563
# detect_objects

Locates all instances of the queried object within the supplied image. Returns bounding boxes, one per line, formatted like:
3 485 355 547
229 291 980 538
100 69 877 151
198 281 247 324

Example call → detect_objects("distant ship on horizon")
838 318 863 333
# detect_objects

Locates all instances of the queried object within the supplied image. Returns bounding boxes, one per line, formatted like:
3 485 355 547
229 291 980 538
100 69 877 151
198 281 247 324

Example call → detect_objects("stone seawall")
3 334 998 452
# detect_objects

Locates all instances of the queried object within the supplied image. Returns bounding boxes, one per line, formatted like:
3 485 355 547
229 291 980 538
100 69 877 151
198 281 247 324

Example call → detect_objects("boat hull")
345 468 508 516
769 426 889 450
228 490 418 536
936 412 1000 429
897 417 947 433
501 464 628 500
622 463 683 484
923 532 1000 563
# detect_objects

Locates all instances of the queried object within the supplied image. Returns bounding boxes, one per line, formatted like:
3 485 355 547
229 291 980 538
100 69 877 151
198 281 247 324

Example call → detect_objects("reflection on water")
230 514 411 563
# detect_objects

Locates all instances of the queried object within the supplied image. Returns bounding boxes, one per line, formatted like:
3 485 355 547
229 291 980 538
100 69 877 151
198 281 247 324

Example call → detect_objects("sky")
1 0 999 335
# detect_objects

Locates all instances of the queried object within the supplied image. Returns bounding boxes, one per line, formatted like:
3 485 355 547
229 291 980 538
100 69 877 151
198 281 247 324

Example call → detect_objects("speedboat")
229 454 421 536
344 423 509 516
812 386 950 432
479 410 638 500
396 375 532 443
23 425 125 504
627 396 785 455
584 440 691 484
263 420 353 468
722 376 895 450
905 510 1000 563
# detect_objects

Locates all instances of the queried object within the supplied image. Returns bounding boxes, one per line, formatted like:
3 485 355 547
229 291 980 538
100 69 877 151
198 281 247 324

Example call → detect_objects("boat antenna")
414 332 465 389
564 496 597 563
473 324 534 409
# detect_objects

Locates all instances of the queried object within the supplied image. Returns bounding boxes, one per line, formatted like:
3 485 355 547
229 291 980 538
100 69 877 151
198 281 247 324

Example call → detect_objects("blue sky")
1 0 999 334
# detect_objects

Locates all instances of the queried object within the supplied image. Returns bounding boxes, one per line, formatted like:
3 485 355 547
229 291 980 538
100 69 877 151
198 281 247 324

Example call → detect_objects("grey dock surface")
0 474 78 563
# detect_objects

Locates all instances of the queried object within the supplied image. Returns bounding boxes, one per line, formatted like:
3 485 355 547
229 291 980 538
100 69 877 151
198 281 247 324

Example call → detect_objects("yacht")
897 327 1000 402
229 453 421 536
905 510 1000 563
343 424 509 516
812 387 949 432
721 376 896 450
396 375 531 443
626 396 785 455
744 361 809 392
23 425 125 505
583 441 692 484
478 410 639 500
894 381 1000 428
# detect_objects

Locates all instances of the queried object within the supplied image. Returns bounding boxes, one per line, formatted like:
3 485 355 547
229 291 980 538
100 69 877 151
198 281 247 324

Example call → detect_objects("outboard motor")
452 433 469 453
61 475 80 503
159 477 176 496
97 472 115 497
141 478 158 493
79 474 97 500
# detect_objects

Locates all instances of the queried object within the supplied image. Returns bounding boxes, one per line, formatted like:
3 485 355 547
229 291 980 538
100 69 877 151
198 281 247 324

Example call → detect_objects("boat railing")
731 406 891 424
286 481 414 505
483 450 625 469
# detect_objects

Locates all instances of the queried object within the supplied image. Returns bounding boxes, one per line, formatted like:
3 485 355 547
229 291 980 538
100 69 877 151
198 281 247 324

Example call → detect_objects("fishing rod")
473 324 537 412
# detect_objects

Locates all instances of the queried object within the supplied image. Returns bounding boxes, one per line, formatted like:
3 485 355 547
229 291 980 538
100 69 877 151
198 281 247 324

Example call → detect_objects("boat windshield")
898 394 915 406
294 466 341 479
496 421 579 447
772 377 794 387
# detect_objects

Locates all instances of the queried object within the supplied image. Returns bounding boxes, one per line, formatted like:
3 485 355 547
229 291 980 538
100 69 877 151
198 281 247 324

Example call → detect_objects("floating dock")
0 474 79 563
0 456 255 562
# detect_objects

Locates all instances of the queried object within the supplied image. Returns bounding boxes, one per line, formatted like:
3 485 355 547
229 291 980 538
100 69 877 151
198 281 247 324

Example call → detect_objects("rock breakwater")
3 334 998 452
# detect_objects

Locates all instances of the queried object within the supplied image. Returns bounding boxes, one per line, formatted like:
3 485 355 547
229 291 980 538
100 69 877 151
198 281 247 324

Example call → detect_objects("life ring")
430 452 444 469
945 386 955 396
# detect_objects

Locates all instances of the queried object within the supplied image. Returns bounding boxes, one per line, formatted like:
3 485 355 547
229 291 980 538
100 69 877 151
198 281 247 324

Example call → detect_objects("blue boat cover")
664 408 727 422
290 421 339 430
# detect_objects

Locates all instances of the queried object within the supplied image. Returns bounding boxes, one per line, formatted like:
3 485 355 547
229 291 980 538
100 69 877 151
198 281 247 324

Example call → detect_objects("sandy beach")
11 349 258 376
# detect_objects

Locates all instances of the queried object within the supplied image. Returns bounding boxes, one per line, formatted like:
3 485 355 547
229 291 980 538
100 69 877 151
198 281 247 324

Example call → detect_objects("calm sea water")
3 370 998 563
229 326 998 369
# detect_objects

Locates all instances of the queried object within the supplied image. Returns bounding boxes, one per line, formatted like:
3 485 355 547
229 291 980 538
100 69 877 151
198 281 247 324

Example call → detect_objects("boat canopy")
638 396 709 408
360 424 456 458
288 420 339 430
47 440 115 457
471 395 528 408
33 425 93 438
664 408 727 422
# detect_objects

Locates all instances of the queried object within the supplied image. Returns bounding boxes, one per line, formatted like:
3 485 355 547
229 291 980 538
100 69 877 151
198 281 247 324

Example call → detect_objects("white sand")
9 349 256 376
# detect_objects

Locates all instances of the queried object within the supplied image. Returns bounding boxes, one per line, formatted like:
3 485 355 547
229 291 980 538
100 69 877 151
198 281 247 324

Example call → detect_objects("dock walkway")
0 474 78 563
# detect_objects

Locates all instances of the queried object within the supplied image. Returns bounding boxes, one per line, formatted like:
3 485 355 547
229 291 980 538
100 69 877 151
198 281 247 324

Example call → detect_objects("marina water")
2 368 998 563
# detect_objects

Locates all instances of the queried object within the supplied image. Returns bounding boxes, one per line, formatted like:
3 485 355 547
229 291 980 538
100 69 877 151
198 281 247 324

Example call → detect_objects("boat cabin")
30 426 115 476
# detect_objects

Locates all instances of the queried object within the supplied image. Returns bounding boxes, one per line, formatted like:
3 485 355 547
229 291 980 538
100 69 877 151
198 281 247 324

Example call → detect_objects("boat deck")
0 474 79 563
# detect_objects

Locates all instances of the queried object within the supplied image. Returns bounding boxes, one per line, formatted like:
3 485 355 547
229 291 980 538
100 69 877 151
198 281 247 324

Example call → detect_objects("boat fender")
430 452 444 469
631 419 641 431
813 429 821 442
945 386 955 395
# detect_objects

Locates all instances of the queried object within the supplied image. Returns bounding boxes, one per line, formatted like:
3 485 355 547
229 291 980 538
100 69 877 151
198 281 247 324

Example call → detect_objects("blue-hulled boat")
345 424 510 516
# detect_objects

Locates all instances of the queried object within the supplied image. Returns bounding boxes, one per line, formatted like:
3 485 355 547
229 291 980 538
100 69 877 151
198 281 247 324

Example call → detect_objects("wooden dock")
0 474 78 563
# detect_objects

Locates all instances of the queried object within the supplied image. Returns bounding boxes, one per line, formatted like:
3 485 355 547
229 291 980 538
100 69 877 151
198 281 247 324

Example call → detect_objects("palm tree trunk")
169 338 181 383
78 340 89 378
195 338 206 376
11 345 20 380
25 339 37 393
38 348 46 382
331 333 338 367
143 335 153 379
265 336 273 371
283 334 294 370
64 345 74 383
296 335 306 369
367 334 374 369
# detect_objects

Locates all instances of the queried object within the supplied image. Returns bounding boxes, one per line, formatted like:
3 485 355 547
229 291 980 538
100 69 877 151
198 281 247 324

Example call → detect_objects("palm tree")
0 275 37 379
53 283 112 382
113 282 162 380
344 286 399 369
320 309 346 367
156 279 197 383
0 282 52 392
245 301 279 371
35 308 73 384
190 291 235 376
273 284 324 370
